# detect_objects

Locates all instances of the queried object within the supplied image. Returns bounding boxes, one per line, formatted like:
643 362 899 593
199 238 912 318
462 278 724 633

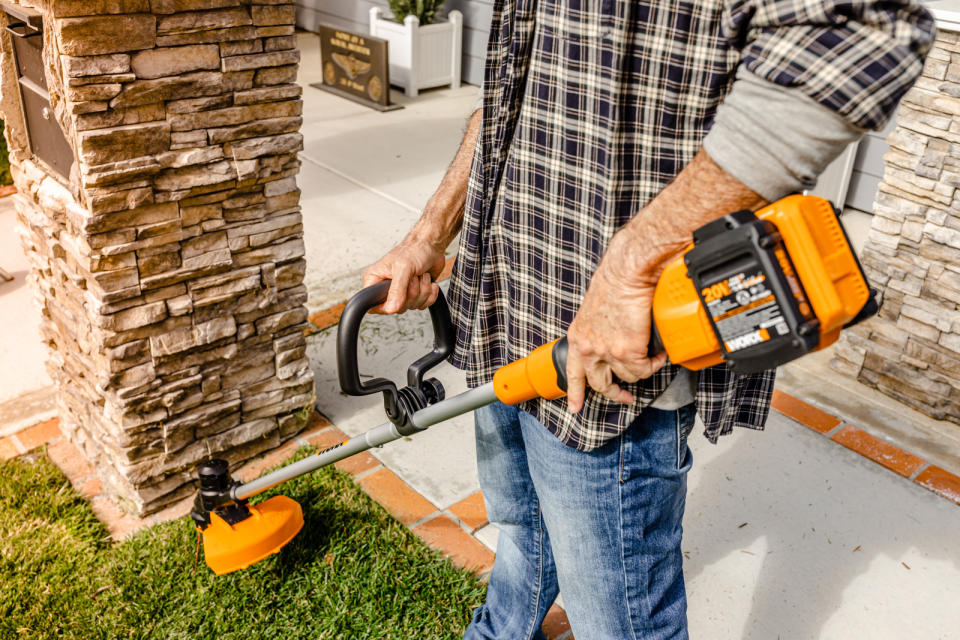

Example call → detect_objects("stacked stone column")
832 32 960 424
0 0 314 515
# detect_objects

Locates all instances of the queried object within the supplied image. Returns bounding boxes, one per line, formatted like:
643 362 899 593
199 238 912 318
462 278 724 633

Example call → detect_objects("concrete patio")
2 30 959 639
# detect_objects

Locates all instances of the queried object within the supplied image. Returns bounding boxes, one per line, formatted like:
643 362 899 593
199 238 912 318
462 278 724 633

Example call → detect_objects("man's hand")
565 149 767 413
362 232 446 314
565 227 670 412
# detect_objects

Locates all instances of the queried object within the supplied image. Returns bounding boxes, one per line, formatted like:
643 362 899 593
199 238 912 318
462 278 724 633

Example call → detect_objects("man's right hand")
362 231 447 314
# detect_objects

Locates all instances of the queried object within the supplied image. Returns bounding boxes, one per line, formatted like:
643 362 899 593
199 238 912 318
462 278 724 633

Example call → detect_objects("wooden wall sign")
314 24 401 112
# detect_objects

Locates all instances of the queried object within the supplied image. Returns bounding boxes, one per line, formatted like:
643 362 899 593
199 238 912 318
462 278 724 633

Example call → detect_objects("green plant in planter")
388 0 445 25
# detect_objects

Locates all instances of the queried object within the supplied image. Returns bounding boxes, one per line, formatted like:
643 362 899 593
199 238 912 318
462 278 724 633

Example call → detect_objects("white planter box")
369 7 462 98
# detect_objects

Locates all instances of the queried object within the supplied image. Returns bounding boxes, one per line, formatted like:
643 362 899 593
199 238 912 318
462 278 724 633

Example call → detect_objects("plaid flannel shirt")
448 0 935 451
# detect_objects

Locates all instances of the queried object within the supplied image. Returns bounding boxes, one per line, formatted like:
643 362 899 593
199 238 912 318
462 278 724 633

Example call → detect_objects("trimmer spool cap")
200 495 304 576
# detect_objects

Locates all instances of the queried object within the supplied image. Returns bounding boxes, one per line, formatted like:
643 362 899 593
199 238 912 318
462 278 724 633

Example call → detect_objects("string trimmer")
190 194 877 575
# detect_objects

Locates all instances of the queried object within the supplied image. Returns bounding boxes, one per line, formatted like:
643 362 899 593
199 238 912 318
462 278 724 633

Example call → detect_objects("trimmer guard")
200 495 304 575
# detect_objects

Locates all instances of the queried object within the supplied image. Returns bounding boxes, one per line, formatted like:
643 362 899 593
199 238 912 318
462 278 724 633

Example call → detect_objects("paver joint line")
908 462 931 482
9 434 28 455
443 509 477 536
408 511 444 530
823 423 847 439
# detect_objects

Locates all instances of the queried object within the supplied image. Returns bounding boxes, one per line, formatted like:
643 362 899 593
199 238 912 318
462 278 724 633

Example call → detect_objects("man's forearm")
565 149 767 408
615 149 768 283
411 109 482 250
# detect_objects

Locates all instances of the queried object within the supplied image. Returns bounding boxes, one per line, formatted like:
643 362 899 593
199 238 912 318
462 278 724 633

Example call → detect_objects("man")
364 1 934 637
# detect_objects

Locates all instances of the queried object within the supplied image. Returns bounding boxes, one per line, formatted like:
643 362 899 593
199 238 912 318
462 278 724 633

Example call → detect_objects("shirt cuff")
703 67 864 203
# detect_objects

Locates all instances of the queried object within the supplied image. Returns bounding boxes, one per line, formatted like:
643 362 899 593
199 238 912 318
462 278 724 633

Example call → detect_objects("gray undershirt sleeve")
702 66 864 202
652 67 863 411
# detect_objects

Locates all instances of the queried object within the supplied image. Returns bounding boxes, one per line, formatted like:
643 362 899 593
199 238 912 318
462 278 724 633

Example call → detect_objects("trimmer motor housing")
190 458 248 530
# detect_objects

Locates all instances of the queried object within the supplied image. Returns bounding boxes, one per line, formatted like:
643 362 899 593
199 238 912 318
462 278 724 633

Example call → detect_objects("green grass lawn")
0 448 486 639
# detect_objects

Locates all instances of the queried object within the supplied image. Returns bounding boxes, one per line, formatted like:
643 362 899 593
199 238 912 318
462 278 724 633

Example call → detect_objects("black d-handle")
337 280 456 425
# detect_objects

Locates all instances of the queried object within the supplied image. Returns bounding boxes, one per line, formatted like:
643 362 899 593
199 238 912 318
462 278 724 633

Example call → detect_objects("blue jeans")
463 402 696 640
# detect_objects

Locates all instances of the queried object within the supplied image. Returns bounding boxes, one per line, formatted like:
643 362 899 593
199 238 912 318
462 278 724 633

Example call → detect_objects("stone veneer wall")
832 31 960 424
0 0 314 515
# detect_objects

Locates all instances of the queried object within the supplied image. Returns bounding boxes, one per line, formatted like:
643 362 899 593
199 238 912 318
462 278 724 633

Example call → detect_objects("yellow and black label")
703 267 789 354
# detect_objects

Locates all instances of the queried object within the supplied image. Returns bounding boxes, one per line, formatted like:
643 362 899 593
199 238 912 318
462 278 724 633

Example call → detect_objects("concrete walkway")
0 194 56 436
296 32 471 312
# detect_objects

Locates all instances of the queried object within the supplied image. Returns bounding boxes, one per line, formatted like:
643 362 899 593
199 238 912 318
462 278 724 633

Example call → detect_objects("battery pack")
652 194 874 373
684 210 819 373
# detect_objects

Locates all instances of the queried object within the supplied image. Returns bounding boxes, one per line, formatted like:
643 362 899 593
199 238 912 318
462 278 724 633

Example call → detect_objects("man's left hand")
565 226 669 413
563 149 767 414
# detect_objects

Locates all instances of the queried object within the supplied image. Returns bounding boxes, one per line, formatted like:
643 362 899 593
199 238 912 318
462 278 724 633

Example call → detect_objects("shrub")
388 0 445 25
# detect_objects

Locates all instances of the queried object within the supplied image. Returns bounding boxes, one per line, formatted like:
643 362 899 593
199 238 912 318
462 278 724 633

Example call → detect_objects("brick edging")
0 185 16 199
771 390 960 506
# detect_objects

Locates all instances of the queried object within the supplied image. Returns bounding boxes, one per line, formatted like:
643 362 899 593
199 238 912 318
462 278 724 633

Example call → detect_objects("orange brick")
304 426 381 475
771 390 841 434
46 438 95 483
307 301 346 332
0 437 18 461
449 491 488 532
0 185 16 198
90 498 147 541
17 418 61 450
305 425 349 451
234 439 302 483
830 426 925 477
261 438 301 466
305 411 332 432
79 477 103 499
542 605 573 639
335 451 380 476
358 468 437 526
915 466 960 506
412 514 495 574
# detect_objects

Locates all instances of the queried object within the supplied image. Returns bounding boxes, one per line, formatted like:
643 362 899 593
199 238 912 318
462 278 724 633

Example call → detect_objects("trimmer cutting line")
190 194 877 575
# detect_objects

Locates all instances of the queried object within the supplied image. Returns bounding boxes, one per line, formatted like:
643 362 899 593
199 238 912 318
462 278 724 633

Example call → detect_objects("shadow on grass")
0 446 485 639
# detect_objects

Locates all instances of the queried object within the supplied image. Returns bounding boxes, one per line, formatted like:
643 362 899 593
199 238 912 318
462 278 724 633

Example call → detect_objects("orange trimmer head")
190 460 304 575
200 495 303 575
